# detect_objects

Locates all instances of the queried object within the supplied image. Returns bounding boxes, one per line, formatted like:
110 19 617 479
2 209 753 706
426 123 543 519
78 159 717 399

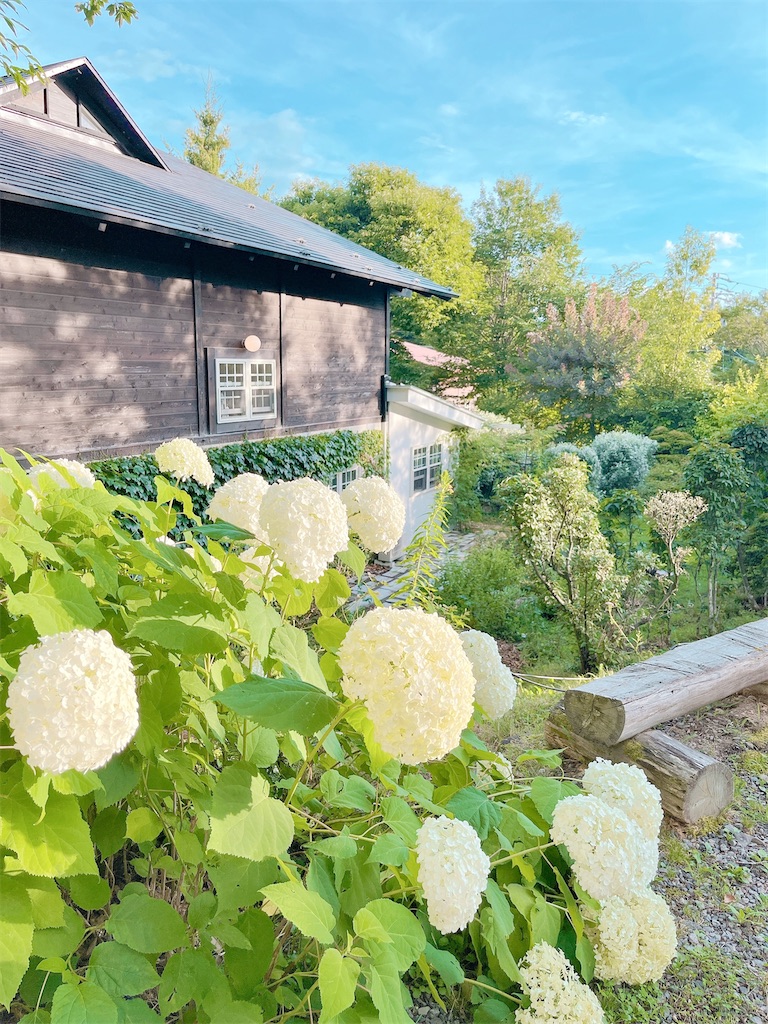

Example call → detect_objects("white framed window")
215 358 276 424
412 442 443 492
330 465 361 493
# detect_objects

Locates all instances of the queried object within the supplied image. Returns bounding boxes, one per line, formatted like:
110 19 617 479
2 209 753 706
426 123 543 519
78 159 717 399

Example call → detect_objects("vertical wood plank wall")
0 202 387 458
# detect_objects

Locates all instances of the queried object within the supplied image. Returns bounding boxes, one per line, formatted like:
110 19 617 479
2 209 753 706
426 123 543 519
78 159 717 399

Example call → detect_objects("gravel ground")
408 691 768 1024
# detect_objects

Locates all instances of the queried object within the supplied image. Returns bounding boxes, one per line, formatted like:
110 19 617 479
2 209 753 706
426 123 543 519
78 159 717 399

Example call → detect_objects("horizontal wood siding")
0 249 197 455
281 290 385 430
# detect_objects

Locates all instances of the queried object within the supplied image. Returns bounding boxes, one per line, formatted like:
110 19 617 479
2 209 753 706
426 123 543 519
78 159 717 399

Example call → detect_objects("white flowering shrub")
0 448 673 1022
27 458 97 490
155 437 215 487
207 472 270 537
7 629 139 773
590 891 677 984
259 477 348 582
551 794 658 901
460 628 517 719
582 757 663 840
338 606 475 764
416 816 490 933
341 476 405 552
517 943 605 1024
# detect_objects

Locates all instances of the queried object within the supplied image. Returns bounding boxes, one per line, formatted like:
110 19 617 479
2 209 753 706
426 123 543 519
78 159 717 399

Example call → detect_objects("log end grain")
564 687 626 746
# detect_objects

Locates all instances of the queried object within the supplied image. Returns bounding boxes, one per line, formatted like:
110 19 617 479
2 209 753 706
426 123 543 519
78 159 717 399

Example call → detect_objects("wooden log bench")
564 618 768 746
545 703 734 823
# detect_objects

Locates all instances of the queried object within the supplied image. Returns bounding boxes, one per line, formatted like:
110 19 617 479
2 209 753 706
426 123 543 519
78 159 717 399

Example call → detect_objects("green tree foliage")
183 80 270 197
517 285 646 436
683 442 749 622
281 163 483 342
615 229 721 431
1 0 136 86
466 178 584 411
712 290 768 364
697 359 768 437
506 453 622 672
547 431 657 497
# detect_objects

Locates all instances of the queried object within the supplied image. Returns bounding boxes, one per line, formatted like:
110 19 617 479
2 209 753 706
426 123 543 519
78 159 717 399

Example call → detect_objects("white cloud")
664 240 676 253
558 110 608 127
709 230 742 249
439 103 460 118
99 49 208 84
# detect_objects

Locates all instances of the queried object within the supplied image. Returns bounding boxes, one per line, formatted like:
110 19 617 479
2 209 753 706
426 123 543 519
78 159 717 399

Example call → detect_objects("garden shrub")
0 447 676 1022
589 431 657 495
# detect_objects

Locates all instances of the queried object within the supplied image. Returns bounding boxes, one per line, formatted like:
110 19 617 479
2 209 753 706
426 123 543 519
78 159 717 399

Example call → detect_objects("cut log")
565 640 768 746
745 681 768 699
545 704 734 824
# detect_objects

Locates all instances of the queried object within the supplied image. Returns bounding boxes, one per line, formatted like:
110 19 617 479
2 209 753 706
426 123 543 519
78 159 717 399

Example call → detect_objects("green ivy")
90 430 385 534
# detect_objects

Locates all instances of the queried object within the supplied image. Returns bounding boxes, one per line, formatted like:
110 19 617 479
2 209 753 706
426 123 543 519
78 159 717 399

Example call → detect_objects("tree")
712 290 768 364
465 177 584 412
1 0 136 86
614 228 721 431
183 81 271 197
281 163 483 343
507 453 623 672
516 285 646 435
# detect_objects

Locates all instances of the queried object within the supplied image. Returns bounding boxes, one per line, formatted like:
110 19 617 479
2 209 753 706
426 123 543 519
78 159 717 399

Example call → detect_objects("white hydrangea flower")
517 943 605 1024
582 758 663 841
7 630 139 774
460 629 517 720
207 473 270 538
258 478 348 583
27 459 97 491
416 816 490 933
340 476 405 552
337 606 475 765
155 438 215 488
591 890 677 984
551 794 658 902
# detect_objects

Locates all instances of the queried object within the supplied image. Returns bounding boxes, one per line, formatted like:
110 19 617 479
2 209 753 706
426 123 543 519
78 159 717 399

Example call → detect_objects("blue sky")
16 0 768 291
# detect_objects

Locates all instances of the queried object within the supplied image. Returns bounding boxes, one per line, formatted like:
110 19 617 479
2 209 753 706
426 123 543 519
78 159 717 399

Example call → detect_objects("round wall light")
243 335 262 352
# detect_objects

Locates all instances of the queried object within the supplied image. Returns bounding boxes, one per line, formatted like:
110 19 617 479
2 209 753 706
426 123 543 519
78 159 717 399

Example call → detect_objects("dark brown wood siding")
0 201 388 459
281 277 385 431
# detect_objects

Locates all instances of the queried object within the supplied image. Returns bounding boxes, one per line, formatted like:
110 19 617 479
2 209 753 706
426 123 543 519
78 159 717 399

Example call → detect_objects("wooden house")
0 58 482 548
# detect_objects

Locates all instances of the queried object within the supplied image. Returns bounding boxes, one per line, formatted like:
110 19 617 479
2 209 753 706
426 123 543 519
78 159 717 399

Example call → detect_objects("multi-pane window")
330 466 360 493
412 442 443 492
215 358 276 423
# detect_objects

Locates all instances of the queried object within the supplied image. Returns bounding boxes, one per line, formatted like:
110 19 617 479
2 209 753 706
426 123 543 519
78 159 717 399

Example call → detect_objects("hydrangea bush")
0 448 676 1023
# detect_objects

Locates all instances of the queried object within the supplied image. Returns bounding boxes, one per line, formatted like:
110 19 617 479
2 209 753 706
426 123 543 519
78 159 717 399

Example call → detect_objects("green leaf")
366 942 412 1024
528 777 580 825
261 881 336 944
355 901 424 972
269 624 327 689
129 595 229 655
311 616 349 653
208 767 294 864
314 568 350 616
516 748 563 768
320 770 375 812
157 948 230 1018
473 998 514 1023
240 594 281 658
74 538 120 596
446 788 502 840
50 771 104 797
319 948 360 1023
195 521 256 542
125 808 163 845
117 1000 162 1024
337 541 367 579
7 570 102 635
0 538 28 579
529 894 562 947
50 981 119 1024
106 893 188 954
222 907 275 999
208 856 278 914
87 941 160 998
155 477 195 517
32 904 85 959
25 877 66 929
482 880 524 986
0 780 98 878
424 943 464 987
187 892 217 931
367 834 409 867
380 797 420 846
215 677 339 736
243 726 280 768
95 756 141 810
91 808 127 859
310 835 358 861
68 876 111 911
0 875 33 1010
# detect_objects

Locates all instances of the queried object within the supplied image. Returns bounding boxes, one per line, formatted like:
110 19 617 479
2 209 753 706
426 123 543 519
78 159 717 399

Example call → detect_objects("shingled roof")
0 58 455 300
